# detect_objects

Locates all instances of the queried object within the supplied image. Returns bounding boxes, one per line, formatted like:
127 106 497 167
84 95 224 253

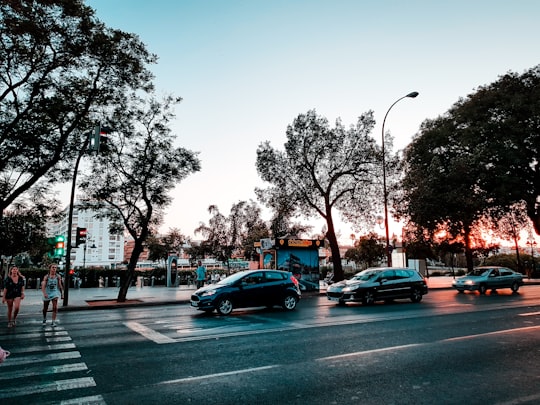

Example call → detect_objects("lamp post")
526 239 537 277
381 91 419 267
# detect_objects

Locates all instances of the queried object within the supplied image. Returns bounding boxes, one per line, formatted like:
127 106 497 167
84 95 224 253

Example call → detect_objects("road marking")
157 365 279 385
58 395 107 405
124 321 176 344
442 325 540 342
519 311 540 316
5 351 81 367
0 377 96 399
317 343 423 361
0 362 88 380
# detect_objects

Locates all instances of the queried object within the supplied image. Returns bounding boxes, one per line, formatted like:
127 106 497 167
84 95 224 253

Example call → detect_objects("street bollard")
115 276 120 288
105 277 108 288
151 276 155 287
37 278 40 290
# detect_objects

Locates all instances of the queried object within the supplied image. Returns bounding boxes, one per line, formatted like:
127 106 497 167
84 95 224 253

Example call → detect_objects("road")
1 287 540 404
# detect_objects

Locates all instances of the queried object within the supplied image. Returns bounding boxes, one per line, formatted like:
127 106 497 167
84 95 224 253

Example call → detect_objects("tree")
256 110 381 282
79 95 200 302
449 66 540 235
344 232 385 269
147 228 190 263
0 0 155 219
195 200 269 269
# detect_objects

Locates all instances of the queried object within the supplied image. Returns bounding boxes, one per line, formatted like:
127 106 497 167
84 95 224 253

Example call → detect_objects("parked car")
452 266 523 294
326 267 428 305
190 269 301 315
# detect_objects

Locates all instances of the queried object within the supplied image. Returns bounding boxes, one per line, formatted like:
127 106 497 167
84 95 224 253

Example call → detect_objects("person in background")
2 266 25 328
42 264 64 327
196 260 207 289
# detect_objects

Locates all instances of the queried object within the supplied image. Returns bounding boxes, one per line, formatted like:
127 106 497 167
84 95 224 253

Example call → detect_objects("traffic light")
89 125 110 153
47 237 56 258
54 235 65 258
75 227 87 247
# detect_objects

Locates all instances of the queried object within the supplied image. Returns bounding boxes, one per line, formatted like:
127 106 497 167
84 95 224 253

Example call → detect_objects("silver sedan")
452 266 523 294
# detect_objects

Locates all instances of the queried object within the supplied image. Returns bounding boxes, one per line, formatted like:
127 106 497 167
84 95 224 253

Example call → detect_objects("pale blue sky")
83 0 540 243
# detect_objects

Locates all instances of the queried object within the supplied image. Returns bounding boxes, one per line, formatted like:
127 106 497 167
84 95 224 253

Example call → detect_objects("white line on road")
316 343 423 361
157 365 279 385
124 321 176 344
0 377 96 400
442 325 540 342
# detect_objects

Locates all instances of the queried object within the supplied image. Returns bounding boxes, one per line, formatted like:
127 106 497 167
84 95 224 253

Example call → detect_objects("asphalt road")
2 287 540 404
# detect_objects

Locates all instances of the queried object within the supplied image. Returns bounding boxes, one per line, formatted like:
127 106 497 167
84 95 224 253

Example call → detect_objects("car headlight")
200 289 217 297
465 280 474 285
343 285 360 292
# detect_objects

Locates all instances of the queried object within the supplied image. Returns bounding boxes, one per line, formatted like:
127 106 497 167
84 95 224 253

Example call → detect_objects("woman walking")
2 266 25 328
42 264 64 327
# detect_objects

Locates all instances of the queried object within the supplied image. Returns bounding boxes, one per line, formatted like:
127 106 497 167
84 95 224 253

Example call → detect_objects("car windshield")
216 271 251 285
351 270 380 281
468 269 490 277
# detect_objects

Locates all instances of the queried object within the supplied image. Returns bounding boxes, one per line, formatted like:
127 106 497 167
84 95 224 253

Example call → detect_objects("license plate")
328 296 340 302
190 301 199 307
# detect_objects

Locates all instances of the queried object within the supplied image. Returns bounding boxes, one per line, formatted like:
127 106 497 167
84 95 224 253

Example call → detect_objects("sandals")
7 321 13 328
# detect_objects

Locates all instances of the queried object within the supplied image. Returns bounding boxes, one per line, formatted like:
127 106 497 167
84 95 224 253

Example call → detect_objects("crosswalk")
0 319 106 404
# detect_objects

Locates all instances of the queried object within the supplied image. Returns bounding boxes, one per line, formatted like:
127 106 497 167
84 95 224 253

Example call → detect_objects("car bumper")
452 284 478 291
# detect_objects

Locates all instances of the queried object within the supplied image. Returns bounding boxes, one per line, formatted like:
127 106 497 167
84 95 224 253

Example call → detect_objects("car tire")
479 284 487 295
511 282 520 293
362 290 375 305
216 298 233 315
411 288 423 303
282 295 297 311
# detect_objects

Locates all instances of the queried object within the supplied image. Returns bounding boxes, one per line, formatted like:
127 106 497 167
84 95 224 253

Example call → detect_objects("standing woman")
42 264 64 326
2 266 25 328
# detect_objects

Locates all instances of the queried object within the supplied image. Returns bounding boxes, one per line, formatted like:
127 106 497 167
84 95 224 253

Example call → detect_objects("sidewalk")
15 276 540 312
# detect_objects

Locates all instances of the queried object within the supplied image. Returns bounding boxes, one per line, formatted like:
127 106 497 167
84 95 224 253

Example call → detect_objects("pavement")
11 276 540 313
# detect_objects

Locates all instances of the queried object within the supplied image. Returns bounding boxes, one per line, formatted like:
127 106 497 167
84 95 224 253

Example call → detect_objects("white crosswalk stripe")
0 323 106 404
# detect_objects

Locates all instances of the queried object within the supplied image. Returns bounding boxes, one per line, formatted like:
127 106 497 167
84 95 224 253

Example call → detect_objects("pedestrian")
42 264 64 327
195 260 207 289
2 266 25 328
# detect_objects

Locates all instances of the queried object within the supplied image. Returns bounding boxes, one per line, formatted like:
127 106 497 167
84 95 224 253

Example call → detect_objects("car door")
375 270 398 299
487 268 501 289
236 272 265 308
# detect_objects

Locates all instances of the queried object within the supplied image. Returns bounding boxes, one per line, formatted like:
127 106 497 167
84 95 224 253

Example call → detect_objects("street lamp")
83 238 97 269
381 91 419 267
526 239 537 277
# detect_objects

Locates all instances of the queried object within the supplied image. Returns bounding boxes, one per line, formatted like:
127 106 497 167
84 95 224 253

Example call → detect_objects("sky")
77 0 540 245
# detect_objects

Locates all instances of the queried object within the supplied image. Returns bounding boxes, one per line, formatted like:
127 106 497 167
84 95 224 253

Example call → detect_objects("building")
47 203 125 269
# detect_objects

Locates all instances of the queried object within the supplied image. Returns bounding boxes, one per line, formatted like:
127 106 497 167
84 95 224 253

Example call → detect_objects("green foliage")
345 233 385 268
0 0 156 217
399 65 540 270
79 94 200 301
256 110 382 281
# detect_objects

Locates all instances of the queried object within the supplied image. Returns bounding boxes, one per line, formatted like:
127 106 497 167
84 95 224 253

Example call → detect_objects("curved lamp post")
381 91 419 267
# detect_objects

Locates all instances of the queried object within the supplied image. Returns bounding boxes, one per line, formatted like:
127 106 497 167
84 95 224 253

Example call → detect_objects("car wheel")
216 298 233 315
362 290 375 305
479 284 487 295
511 282 520 293
411 288 423 303
282 295 297 311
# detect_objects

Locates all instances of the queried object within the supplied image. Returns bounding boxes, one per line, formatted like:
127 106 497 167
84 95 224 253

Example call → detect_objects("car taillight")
291 276 299 286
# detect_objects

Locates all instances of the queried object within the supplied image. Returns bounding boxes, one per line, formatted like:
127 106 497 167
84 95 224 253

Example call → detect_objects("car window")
379 270 395 281
490 269 500 277
242 272 264 285
500 269 513 276
265 271 285 281
469 269 490 277
395 270 411 279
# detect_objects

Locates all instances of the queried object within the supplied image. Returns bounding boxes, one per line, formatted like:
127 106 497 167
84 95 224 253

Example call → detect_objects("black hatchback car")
326 267 428 305
190 269 301 315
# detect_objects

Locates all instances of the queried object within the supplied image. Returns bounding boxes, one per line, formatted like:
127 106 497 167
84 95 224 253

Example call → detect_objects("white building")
48 204 124 269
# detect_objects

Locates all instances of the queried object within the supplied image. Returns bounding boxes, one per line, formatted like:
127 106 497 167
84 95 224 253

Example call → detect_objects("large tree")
448 66 540 234
399 65 540 271
256 110 381 282
79 95 200 302
0 0 155 218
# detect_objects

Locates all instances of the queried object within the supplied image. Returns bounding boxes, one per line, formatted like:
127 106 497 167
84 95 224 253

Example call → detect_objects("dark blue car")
190 269 301 315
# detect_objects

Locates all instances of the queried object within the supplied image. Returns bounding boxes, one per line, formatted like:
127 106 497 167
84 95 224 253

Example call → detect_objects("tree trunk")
464 227 474 273
325 211 343 282
117 239 144 302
